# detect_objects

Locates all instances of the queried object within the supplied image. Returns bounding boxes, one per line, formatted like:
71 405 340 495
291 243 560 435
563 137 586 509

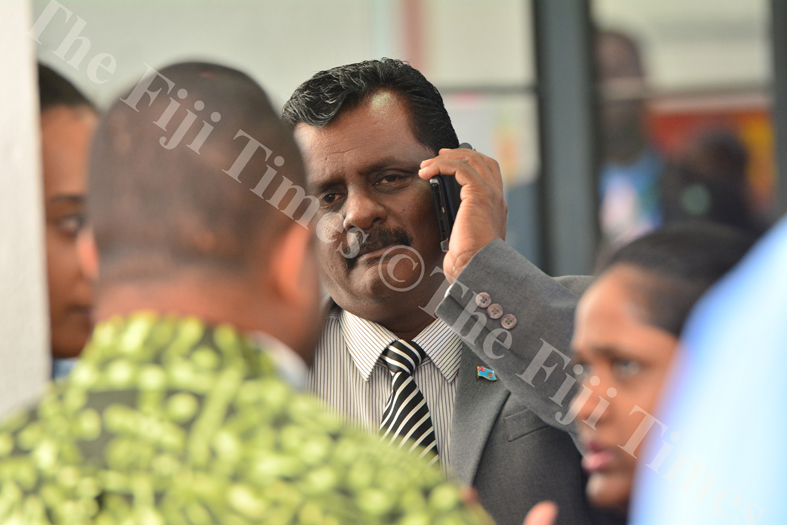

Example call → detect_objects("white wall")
31 0 536 108
424 0 534 87
594 0 771 91
0 1 51 416
30 0 541 185
32 0 400 109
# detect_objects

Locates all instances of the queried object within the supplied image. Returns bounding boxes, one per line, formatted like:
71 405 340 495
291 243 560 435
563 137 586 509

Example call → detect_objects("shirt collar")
339 309 463 383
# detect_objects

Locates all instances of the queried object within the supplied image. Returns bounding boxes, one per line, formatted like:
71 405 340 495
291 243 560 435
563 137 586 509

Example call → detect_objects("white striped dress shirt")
307 305 463 469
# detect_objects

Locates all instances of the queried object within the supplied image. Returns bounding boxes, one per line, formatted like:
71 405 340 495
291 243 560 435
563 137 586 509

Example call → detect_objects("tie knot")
382 340 425 375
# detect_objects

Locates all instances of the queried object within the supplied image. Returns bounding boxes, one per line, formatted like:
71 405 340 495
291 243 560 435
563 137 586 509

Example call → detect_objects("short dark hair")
89 62 306 284
595 30 644 80
38 63 95 112
603 224 755 336
282 58 458 154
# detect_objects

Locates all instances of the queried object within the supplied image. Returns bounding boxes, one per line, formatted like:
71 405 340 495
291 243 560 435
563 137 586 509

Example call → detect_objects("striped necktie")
380 340 438 466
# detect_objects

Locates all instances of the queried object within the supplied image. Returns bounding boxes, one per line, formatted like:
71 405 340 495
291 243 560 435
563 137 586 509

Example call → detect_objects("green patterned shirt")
0 313 489 525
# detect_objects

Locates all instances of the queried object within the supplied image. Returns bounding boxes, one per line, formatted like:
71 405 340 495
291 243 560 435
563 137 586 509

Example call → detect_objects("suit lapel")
449 345 510 485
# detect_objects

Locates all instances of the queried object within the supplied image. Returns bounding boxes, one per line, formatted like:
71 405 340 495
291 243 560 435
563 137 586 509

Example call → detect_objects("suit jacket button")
488 303 503 319
475 292 492 308
501 314 517 329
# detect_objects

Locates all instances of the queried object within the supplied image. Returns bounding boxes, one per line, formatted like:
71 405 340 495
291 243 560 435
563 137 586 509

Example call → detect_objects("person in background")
661 129 768 237
596 31 665 247
38 63 98 378
522 225 754 524
0 62 488 525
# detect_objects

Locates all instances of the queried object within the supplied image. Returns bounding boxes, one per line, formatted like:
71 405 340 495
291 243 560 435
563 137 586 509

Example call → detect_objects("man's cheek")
315 211 345 246
320 249 349 276
315 243 338 273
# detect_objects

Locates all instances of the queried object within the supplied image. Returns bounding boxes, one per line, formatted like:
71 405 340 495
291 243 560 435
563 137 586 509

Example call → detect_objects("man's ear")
268 223 318 308
76 227 99 281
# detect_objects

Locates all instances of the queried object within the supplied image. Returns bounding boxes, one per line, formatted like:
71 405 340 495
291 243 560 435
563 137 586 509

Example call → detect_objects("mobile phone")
430 143 473 252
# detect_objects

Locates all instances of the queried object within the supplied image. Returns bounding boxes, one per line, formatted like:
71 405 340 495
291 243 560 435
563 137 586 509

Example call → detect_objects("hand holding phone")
430 143 473 251
420 143 507 282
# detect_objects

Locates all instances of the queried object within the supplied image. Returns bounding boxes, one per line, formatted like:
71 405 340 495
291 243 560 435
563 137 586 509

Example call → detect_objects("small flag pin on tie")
477 366 497 381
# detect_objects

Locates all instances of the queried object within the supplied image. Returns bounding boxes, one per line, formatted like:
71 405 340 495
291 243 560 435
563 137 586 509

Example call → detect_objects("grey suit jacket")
438 239 608 525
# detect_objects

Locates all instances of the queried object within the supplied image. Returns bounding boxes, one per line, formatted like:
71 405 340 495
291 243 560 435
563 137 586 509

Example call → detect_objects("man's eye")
320 193 342 206
376 174 406 185
611 359 642 381
55 214 85 237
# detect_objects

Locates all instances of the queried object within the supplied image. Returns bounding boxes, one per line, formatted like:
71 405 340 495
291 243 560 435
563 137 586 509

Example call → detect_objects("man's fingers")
482 156 504 189
523 501 559 525
418 146 508 283
420 148 500 187
418 158 489 189
440 148 499 186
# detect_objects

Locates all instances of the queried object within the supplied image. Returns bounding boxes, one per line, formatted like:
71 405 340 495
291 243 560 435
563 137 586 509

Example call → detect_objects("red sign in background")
648 104 774 213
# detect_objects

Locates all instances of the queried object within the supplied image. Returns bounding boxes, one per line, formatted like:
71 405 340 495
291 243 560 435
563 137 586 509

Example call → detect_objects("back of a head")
595 31 647 160
281 58 458 154
38 63 96 112
661 131 764 235
89 62 305 285
603 224 755 336
595 30 644 82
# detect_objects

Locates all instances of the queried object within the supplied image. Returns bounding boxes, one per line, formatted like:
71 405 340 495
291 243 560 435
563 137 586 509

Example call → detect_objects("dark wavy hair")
282 58 458 154
602 224 755 336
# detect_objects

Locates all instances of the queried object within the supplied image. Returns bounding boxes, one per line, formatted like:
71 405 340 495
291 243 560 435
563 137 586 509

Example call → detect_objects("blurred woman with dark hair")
525 224 755 525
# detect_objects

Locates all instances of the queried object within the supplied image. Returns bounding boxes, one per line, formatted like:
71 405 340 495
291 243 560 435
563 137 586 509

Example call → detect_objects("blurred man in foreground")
38 64 97 378
0 62 486 524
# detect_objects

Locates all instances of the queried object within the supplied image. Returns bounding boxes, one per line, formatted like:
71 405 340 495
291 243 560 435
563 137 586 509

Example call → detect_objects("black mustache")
345 228 412 269
356 229 411 257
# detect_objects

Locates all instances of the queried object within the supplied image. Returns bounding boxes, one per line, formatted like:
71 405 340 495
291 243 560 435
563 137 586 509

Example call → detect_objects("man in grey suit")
282 59 596 525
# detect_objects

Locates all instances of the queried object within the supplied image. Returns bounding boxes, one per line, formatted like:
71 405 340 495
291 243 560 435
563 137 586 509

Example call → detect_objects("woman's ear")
76 227 99 281
268 223 319 310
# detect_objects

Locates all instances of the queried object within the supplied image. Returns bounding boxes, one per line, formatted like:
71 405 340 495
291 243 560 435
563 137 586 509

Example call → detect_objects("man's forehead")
294 95 429 186
294 124 361 186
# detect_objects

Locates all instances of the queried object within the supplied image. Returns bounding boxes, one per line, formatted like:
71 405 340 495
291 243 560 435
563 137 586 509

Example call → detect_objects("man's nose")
343 188 386 232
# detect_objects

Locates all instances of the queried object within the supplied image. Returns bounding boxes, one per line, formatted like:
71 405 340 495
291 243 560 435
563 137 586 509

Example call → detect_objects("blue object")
477 366 497 381
599 148 664 242
630 216 787 524
52 357 78 381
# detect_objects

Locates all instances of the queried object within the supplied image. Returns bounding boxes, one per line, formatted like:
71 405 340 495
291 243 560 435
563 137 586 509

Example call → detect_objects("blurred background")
29 0 781 274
